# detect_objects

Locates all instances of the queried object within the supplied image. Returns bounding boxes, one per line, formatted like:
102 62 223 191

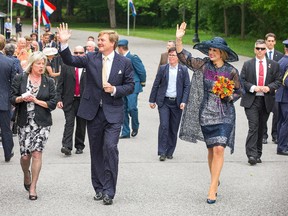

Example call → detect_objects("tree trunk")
66 0 74 16
240 3 245 39
107 0 116 28
223 8 228 36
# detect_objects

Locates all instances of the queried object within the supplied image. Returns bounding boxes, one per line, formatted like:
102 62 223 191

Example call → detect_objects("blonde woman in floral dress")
176 22 242 204
11 51 57 200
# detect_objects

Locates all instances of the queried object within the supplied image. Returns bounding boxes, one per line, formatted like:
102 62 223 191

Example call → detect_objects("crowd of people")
0 19 287 206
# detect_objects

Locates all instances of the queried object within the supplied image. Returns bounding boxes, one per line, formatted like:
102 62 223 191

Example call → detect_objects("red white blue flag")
13 0 32 7
35 0 56 24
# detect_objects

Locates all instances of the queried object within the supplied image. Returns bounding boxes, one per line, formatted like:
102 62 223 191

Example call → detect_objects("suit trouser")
277 103 288 152
245 97 270 159
121 93 139 136
0 110 14 160
87 107 121 199
157 98 182 156
62 98 86 150
263 101 278 140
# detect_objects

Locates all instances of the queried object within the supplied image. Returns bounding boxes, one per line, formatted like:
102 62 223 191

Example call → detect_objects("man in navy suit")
117 39 146 138
240 39 281 165
275 39 288 156
57 45 87 155
57 24 134 205
0 34 16 162
262 33 284 144
149 47 190 161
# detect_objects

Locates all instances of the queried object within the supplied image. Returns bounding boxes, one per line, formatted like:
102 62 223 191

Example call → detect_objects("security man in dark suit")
58 24 134 205
149 47 190 161
57 46 87 155
0 34 16 162
262 33 284 144
240 39 281 165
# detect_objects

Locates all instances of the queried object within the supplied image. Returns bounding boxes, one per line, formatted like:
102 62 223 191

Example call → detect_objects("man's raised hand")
57 23 72 44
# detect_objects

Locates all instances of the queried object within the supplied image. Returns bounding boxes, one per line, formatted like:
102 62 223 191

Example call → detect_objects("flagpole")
38 0 41 41
127 0 129 36
10 0 13 37
32 0 35 33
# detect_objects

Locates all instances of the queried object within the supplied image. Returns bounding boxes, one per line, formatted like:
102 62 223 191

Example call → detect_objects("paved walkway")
0 25 287 216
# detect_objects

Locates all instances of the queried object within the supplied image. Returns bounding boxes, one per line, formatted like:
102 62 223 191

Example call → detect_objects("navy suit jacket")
0 53 16 111
240 58 281 112
149 64 190 108
266 49 284 62
275 55 288 103
126 51 146 94
60 48 134 123
56 65 86 112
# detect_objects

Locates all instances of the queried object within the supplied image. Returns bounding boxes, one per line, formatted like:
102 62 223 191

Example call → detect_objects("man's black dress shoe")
277 151 288 156
272 139 278 144
256 158 262 163
94 192 103 201
131 129 138 137
5 152 14 162
103 194 113 205
119 135 130 139
262 138 268 144
159 154 166 161
248 156 257 165
61 147 71 156
75 149 83 154
166 156 173 159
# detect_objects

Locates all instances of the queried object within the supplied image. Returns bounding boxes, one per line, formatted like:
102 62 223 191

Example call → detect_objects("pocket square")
118 70 122 74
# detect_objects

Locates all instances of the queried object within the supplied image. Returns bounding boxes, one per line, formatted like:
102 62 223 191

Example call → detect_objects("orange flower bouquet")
212 76 235 99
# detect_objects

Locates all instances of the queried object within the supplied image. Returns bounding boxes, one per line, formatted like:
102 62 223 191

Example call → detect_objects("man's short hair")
265 33 276 40
255 39 266 47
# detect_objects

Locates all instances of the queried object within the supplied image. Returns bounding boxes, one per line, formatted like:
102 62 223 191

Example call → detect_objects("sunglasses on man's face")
74 52 84 54
255 47 266 51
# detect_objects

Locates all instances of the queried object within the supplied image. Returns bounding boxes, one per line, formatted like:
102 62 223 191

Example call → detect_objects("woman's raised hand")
57 23 72 44
176 22 187 39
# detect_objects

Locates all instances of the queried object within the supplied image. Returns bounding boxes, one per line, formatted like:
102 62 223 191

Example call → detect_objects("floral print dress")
18 79 51 156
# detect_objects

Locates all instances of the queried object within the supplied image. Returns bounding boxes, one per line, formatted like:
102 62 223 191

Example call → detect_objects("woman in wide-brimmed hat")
43 47 61 79
175 22 242 204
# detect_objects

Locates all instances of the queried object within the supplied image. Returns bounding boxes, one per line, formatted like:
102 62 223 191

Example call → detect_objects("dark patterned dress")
18 79 51 156
178 49 241 153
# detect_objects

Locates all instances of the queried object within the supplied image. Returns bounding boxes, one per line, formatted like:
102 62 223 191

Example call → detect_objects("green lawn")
69 23 272 58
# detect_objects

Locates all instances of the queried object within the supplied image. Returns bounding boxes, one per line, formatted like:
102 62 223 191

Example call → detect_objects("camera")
49 34 55 42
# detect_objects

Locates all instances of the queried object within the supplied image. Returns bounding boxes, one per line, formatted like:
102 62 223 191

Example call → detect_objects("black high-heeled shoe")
207 199 216 204
29 194 38 200
24 170 31 192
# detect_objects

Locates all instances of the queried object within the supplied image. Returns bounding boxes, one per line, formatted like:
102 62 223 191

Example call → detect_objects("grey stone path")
0 25 287 216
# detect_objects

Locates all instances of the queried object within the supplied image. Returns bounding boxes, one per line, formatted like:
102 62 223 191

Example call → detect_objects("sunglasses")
74 52 84 54
255 47 266 51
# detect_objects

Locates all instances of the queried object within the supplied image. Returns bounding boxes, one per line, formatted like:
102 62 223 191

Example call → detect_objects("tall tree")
107 0 116 28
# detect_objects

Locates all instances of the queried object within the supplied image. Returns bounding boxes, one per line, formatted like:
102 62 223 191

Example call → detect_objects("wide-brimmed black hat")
193 37 239 62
